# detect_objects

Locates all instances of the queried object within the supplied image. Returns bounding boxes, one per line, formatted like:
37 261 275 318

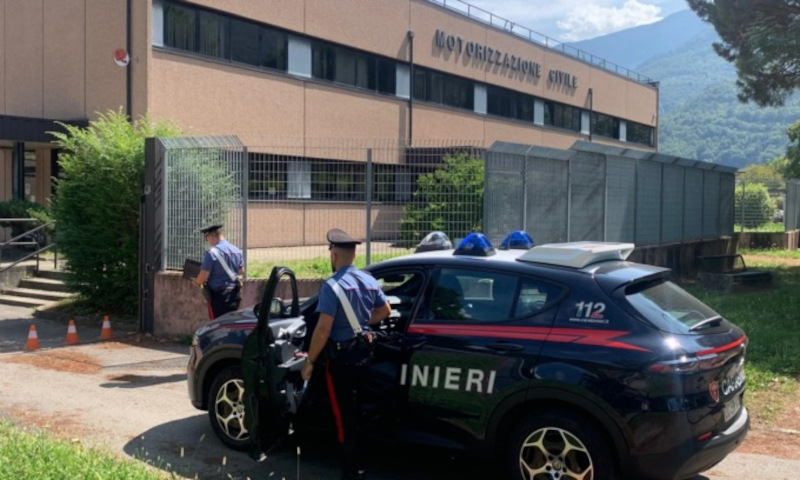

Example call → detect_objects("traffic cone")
25 324 40 351
65 319 80 345
100 315 113 340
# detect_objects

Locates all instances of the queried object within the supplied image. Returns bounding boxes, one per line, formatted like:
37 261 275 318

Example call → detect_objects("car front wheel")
506 409 618 480
207 365 250 450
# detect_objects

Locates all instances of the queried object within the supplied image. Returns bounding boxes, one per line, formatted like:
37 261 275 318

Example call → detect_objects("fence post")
365 148 373 266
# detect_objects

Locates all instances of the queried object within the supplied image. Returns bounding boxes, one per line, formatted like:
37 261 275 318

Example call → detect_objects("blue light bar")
415 231 453 253
499 230 535 250
453 232 496 256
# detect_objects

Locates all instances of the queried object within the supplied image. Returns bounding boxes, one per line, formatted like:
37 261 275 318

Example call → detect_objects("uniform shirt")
200 239 244 291
316 265 388 342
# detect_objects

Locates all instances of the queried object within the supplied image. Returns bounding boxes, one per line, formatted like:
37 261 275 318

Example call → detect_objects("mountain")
568 10 800 169
569 9 707 72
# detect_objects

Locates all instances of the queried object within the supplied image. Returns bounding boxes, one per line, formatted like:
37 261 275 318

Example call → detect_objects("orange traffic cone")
65 319 80 345
25 324 40 351
100 315 113 340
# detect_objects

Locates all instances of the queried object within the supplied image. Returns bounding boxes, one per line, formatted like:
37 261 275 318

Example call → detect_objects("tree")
783 120 800 180
49 110 180 315
399 152 484 246
687 0 800 107
734 183 776 228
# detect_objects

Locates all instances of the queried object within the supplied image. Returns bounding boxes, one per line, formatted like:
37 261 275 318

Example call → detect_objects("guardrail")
0 219 57 274
426 0 656 85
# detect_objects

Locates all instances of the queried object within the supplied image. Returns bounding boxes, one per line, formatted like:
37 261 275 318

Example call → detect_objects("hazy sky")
462 0 690 42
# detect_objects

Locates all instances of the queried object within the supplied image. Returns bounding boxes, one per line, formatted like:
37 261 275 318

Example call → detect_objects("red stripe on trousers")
325 360 345 443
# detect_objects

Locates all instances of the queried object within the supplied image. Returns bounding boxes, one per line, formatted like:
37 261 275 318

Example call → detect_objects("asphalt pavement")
1 305 799 480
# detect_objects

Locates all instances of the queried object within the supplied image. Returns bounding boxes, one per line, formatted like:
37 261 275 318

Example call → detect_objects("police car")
187 231 749 480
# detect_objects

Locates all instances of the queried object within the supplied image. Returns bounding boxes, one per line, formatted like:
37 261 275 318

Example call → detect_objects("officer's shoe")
342 469 367 480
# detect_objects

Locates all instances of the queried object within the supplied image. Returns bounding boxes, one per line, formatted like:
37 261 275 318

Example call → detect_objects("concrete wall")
153 271 322 337
737 230 799 250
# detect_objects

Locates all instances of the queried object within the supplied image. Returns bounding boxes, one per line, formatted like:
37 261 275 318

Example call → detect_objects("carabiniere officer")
194 224 244 320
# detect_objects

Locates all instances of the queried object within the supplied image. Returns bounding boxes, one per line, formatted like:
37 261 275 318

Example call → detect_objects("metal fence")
484 141 739 246
787 179 800 231
734 176 788 232
244 139 485 264
147 136 756 276
144 136 248 272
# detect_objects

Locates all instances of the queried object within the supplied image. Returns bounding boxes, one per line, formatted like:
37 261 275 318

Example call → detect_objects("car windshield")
625 280 721 332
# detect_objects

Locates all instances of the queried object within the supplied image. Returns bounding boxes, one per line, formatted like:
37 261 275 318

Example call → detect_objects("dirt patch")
7 350 101 374
738 380 800 459
7 405 94 441
742 254 800 267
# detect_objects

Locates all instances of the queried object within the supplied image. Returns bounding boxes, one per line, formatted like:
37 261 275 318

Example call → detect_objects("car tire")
207 365 250 451
505 408 618 480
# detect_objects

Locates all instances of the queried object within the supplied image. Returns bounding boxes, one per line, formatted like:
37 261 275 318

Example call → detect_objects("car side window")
430 268 519 322
375 270 426 327
515 279 556 318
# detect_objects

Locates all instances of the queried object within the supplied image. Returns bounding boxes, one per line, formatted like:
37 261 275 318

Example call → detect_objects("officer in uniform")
301 228 391 480
194 224 244 320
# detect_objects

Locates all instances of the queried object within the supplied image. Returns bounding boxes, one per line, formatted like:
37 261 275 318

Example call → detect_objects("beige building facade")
1 0 658 216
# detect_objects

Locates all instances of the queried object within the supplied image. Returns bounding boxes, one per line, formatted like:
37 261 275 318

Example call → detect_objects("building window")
591 112 620 140
627 121 655 147
413 67 474 110
249 154 288 199
162 0 288 71
197 10 228 58
230 19 287 70
312 41 396 95
164 2 196 52
312 161 366 201
487 85 534 122
543 101 582 132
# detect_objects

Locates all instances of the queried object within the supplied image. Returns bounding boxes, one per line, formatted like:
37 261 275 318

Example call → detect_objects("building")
1 0 658 241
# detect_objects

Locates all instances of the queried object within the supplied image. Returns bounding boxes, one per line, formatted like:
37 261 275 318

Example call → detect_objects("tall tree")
687 0 800 106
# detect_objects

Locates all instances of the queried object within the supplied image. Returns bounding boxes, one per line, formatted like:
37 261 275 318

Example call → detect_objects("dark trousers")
325 358 369 475
208 285 241 320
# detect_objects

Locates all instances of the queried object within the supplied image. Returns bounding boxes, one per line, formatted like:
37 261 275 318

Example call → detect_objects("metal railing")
426 0 656 85
0 219 58 274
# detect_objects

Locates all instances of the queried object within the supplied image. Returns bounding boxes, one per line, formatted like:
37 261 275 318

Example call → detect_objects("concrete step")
0 294 50 308
34 269 69 281
1 287 76 302
18 277 71 293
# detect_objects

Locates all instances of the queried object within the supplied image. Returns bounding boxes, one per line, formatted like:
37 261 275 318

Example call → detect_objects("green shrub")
734 183 775 229
399 152 484 246
49 110 181 315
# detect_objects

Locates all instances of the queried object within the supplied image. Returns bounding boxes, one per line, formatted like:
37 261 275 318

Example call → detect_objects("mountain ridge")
568 9 799 169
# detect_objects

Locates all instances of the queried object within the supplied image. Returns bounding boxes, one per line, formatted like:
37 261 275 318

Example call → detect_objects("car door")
241 266 305 458
397 266 561 447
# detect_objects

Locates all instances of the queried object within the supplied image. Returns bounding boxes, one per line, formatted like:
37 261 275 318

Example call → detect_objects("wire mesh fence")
734 175 787 233
244 139 485 265
150 136 797 275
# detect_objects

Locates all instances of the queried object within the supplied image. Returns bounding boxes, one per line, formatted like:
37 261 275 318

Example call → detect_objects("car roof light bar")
518 241 635 268
453 232 496 256
415 231 454 253
499 230 535 250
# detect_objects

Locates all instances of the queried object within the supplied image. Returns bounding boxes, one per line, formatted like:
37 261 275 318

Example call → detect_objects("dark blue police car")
187 232 748 480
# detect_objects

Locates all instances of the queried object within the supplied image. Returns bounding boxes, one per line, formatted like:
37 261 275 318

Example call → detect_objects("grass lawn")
0 420 170 479
684 250 800 422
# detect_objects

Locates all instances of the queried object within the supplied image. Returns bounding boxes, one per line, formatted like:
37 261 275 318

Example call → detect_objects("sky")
463 0 689 42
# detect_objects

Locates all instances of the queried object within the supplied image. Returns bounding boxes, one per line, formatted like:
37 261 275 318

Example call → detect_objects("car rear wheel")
506 409 618 480
208 365 250 450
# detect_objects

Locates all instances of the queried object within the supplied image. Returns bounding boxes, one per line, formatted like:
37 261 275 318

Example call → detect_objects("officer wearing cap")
194 224 244 320
301 228 391 480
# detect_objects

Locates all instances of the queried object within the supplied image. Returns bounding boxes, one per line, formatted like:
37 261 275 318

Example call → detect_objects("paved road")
1 305 799 479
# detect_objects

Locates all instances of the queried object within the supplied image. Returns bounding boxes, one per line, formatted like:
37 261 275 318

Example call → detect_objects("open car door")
242 266 306 459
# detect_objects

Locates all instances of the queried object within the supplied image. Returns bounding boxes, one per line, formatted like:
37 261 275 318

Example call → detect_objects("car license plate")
723 395 741 422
